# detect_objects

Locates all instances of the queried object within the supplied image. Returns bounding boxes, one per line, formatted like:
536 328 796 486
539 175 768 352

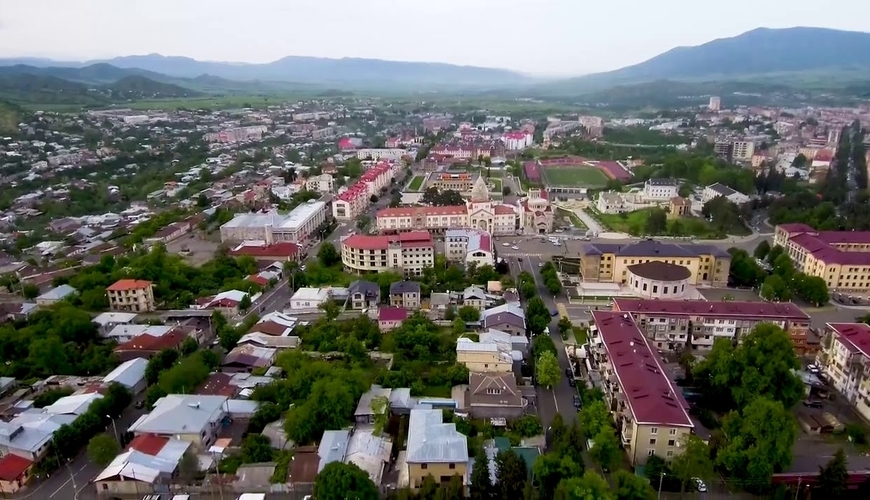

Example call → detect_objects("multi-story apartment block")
305 173 335 193
204 126 268 144
817 323 870 422
333 161 396 221
341 231 435 277
501 131 533 151
612 298 811 353
431 172 476 193
356 149 407 161
775 223 870 293
577 240 731 287
444 229 494 267
732 141 756 162
107 279 156 313
587 311 694 466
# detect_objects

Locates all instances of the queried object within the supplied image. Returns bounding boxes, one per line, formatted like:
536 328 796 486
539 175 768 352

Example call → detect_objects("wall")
408 463 467 489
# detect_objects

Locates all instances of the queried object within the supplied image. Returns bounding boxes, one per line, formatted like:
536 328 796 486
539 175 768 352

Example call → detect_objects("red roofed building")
0 454 32 494
337 137 358 151
228 241 300 262
378 307 408 332
612 298 812 354
341 231 435 276
332 161 398 221
106 279 156 313
818 323 870 421
113 327 189 362
774 224 870 293
501 131 533 150
588 311 693 466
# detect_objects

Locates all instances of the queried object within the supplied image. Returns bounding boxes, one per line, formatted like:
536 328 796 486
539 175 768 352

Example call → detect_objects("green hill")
0 101 20 136
107 75 203 99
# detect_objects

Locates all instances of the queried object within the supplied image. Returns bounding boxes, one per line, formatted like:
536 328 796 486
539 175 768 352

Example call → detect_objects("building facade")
775 223 870 293
444 229 494 267
341 232 435 277
642 178 679 200
817 323 870 422
219 200 328 244
106 279 156 313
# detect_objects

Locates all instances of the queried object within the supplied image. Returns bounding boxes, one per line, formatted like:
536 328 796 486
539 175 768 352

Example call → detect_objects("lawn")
489 178 503 193
407 176 425 191
596 208 727 239
542 166 609 188
555 208 587 229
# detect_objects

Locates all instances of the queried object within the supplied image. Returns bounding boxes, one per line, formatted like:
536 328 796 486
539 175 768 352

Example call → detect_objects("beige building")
668 197 691 218
817 323 870 422
732 140 756 162
406 409 468 489
106 279 156 313
613 298 812 354
342 231 435 277
775 223 870 293
578 240 731 287
588 311 693 466
431 172 476 192
456 337 514 373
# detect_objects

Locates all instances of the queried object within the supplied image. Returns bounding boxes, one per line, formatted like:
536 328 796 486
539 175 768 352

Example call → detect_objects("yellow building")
406 409 468 489
588 311 694 465
817 323 870 422
668 197 691 219
578 240 730 287
775 224 870 293
456 338 514 373
431 172 475 192
341 231 435 277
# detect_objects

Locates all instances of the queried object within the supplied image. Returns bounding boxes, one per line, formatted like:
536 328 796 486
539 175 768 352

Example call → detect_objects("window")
668 439 676 446
421 464 428 470
648 449 656 456
486 388 502 395
650 427 658 435
649 438 657 445
666 450 674 457
669 429 677 435
449 463 456 470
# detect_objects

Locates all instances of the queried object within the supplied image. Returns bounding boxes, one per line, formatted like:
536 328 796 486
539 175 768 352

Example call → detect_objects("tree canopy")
716 397 797 482
313 462 379 500
536 351 561 388
526 297 551 336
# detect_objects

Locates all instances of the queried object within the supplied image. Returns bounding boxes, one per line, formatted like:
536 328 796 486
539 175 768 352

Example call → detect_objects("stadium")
523 156 632 195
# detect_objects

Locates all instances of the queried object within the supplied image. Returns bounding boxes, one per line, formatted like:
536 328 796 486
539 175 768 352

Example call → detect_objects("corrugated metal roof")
406 409 468 464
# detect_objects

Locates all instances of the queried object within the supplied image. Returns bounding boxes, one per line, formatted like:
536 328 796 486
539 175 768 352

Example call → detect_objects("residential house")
348 280 380 310
0 454 33 494
288 287 331 311
456 337 516 374
93 434 191 497
406 409 468 489
701 183 750 205
113 327 191 362
221 345 277 373
105 324 172 344
143 220 192 246
44 393 103 416
102 358 148 395
481 304 526 337
390 281 421 309
195 290 252 316
314 428 392 488
92 312 138 337
127 394 229 451
354 385 393 426
587 311 694 466
35 284 77 306
378 307 408 332
0 412 76 461
462 286 487 311
465 372 525 419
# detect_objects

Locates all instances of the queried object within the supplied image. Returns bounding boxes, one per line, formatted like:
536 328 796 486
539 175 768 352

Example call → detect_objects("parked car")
573 395 582 409
565 367 573 377
803 400 823 409
692 478 707 493
568 378 576 388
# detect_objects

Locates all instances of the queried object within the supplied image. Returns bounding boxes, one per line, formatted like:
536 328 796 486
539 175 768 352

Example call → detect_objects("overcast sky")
2 0 869 77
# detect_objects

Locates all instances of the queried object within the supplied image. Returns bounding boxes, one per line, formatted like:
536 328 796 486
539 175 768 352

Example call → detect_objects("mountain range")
0 26 869 106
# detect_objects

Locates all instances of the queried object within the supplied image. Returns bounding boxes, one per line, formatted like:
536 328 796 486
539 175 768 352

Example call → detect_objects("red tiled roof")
828 323 870 359
494 204 515 215
114 328 187 353
247 275 269 286
817 231 870 245
343 231 433 251
196 373 237 397
229 241 299 258
107 279 153 292
591 311 693 427
613 298 809 320
249 320 290 336
379 307 408 322
777 223 815 234
128 434 169 456
376 205 467 218
0 454 32 481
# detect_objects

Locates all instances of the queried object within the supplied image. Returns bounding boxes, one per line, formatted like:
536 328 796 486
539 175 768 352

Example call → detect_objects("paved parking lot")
167 232 220 266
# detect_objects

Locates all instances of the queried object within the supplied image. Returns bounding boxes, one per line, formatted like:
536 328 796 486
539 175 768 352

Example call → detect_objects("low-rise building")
642 178 679 200
348 280 380 310
288 287 330 311
219 200 328 244
378 307 408 332
701 183 750 205
305 173 335 193
668 197 691 218
612 298 811 353
817 323 870 422
228 240 300 262
431 172 476 193
465 372 525 419
481 304 526 337
445 229 494 268
93 434 191 497
587 311 693 466
406 409 468 489
107 279 156 313
342 232 435 277
35 284 77 306
127 394 228 451
456 337 515 374
775 223 870 293
0 454 33 494
389 281 421 309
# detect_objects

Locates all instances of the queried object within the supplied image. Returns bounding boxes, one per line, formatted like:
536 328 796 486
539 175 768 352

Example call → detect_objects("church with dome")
375 175 555 235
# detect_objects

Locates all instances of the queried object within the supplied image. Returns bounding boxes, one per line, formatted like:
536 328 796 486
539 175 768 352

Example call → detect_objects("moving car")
803 400 823 409
511 246 519 250
692 478 707 493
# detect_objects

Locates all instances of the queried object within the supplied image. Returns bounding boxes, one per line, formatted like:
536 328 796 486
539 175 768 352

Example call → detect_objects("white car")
692 478 707 493
511 246 519 250
502 242 510 247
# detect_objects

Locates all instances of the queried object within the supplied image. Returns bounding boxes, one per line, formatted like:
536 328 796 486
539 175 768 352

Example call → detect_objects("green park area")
594 208 734 239
542 166 609 188
407 176 425 191
555 208 587 229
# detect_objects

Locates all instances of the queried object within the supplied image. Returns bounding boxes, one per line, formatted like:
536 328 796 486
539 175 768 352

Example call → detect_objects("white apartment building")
709 96 721 112
356 149 407 161
204 126 268 144
818 323 870 422
341 231 435 277
220 200 328 244
641 178 679 200
305 173 335 193
444 229 495 267
732 141 756 162
501 132 533 151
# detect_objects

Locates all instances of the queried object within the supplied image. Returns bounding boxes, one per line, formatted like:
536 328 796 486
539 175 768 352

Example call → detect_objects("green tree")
644 208 668 235
536 351 561 388
458 305 481 322
613 469 656 500
238 293 252 312
555 471 614 500
313 462 379 500
526 297 551 336
754 240 771 260
815 449 848 498
510 415 543 438
533 453 582 500
241 434 274 463
766 244 785 264
21 283 40 300
317 242 341 267
87 434 119 466
453 317 467 336
558 316 573 337
760 274 791 301
793 274 830 307
578 400 610 439
469 445 494 500
532 334 557 358
727 248 767 288
319 300 341 321
717 397 797 482
589 428 621 471
496 449 528 500
670 435 714 493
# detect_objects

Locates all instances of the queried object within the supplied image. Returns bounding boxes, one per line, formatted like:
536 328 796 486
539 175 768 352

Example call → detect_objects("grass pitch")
541 166 609 187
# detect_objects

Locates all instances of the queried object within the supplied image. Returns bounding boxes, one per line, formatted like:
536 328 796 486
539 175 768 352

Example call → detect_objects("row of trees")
539 262 562 295
758 244 830 306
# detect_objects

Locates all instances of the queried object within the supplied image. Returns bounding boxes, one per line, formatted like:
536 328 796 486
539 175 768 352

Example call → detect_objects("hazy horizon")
2 0 870 77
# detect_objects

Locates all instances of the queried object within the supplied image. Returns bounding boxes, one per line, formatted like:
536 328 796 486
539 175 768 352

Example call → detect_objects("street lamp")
106 415 119 443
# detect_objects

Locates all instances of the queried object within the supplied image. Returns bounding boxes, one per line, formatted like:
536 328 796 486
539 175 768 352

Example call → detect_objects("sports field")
541 165 610 187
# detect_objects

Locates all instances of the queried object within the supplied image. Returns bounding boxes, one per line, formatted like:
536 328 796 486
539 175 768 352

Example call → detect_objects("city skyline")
1 0 869 76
